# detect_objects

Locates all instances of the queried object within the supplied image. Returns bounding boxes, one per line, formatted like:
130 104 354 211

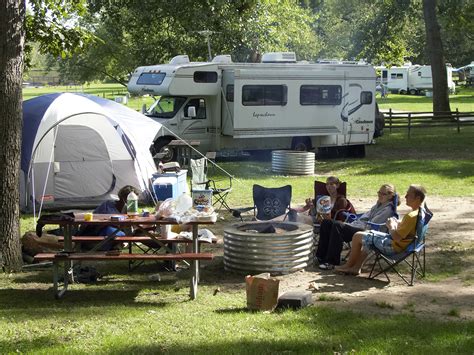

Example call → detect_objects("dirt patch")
204 196 474 321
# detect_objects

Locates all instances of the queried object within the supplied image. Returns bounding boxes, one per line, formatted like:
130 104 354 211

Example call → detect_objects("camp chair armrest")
207 176 233 189
367 221 384 231
231 206 255 221
332 209 350 221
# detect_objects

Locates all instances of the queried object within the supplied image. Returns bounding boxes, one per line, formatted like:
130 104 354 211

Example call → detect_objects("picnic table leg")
53 260 70 299
190 224 199 300
63 224 75 284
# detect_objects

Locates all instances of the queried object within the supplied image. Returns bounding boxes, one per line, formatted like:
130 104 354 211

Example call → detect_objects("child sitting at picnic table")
78 185 140 249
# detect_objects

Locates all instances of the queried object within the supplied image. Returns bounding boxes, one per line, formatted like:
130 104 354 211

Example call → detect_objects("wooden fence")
384 109 474 137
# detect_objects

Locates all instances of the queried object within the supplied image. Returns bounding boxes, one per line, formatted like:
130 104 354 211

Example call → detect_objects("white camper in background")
455 61 474 86
128 52 381 160
380 63 455 95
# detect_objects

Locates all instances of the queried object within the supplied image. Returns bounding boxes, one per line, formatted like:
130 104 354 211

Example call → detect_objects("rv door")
177 98 209 141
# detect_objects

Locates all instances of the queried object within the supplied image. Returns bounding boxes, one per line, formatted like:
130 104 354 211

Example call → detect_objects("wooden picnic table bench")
34 252 213 262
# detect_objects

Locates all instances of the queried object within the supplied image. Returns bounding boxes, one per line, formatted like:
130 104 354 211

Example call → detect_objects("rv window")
300 85 342 105
242 85 287 106
147 96 186 119
391 73 404 79
137 72 166 85
226 85 234 102
194 71 218 83
360 91 373 105
184 98 206 119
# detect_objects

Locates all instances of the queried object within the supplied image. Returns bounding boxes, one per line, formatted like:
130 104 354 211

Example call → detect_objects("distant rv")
379 63 456 95
128 52 383 160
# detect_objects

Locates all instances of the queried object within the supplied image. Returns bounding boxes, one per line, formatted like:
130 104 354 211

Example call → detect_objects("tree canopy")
30 0 472 86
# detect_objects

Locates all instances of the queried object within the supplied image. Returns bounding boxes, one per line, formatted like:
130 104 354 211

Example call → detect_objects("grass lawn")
377 86 474 112
6 83 472 353
1 269 473 354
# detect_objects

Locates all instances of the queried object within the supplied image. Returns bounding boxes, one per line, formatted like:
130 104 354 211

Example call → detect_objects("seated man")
335 184 426 275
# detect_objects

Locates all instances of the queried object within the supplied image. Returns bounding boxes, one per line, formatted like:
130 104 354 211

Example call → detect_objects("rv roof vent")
169 55 190 65
212 55 233 64
261 52 297 63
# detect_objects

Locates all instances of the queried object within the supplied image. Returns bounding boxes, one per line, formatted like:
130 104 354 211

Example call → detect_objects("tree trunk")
423 0 451 114
0 0 25 272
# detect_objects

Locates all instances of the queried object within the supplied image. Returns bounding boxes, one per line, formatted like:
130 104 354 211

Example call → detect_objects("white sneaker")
318 263 334 270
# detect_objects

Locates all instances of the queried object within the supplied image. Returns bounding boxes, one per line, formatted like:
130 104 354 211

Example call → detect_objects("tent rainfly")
20 93 162 212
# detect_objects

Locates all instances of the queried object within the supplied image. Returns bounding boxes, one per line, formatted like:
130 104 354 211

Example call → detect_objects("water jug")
127 191 139 217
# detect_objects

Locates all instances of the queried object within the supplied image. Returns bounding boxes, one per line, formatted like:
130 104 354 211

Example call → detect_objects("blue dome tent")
21 93 162 212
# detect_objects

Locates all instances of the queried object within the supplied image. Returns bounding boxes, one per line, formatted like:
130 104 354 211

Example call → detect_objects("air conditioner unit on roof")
169 55 190 65
261 52 297 63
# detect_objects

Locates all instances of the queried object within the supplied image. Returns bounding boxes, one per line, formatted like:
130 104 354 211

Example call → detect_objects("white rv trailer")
128 52 380 159
380 64 455 95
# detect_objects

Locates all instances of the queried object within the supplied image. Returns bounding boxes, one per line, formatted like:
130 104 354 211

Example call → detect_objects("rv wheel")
151 138 177 163
399 89 407 95
291 137 312 151
409 89 418 95
159 146 177 163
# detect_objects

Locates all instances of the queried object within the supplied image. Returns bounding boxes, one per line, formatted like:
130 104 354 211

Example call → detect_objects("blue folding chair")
368 204 433 286
231 184 292 221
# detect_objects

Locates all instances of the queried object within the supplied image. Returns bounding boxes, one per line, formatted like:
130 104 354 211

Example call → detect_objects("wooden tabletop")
39 213 215 226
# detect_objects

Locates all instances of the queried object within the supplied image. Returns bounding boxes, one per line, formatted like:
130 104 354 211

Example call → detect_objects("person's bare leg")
335 233 363 271
342 250 368 275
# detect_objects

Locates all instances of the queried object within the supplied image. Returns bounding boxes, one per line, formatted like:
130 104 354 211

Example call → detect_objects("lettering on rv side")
354 119 373 124
253 112 276 119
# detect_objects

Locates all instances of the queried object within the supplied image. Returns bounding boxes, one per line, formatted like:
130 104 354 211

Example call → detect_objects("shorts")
361 230 395 256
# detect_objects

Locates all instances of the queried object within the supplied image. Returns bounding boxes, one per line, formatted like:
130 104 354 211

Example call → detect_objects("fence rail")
384 109 474 137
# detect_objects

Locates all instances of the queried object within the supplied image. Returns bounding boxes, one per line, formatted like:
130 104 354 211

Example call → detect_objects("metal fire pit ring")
223 221 314 274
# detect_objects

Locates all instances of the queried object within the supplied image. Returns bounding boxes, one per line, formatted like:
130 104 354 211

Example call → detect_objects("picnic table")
34 213 215 299
167 139 200 167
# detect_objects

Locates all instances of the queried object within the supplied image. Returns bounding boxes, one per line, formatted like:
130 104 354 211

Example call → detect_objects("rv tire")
151 137 177 163
291 137 312 151
399 89 407 95
409 89 418 95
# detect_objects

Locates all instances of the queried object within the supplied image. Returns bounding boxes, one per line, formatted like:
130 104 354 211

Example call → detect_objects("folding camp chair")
190 158 232 211
368 204 433 286
231 184 292 221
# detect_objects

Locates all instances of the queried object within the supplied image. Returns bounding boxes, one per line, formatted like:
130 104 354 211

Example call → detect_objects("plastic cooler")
152 170 187 201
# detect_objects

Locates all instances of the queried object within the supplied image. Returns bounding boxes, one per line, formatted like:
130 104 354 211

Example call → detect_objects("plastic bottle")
126 191 139 218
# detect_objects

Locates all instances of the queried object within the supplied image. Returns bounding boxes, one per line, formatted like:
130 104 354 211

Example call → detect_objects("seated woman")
335 184 426 275
316 184 399 270
291 176 355 225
